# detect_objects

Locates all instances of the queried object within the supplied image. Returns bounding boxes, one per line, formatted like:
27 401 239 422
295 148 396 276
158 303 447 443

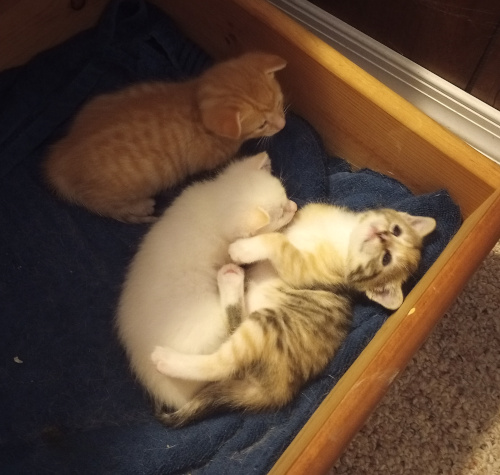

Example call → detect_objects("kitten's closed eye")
257 120 268 130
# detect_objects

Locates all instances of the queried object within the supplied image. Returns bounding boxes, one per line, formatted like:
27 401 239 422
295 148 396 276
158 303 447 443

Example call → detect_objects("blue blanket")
0 1 461 473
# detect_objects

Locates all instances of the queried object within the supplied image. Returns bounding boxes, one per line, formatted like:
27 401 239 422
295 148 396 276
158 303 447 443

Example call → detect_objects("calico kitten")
116 152 296 411
43 52 287 223
151 203 436 426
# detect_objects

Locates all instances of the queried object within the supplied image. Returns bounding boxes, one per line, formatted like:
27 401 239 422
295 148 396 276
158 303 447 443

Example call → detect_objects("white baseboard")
269 0 500 164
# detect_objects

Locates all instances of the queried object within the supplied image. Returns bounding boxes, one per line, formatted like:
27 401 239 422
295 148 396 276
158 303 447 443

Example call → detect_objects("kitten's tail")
156 377 275 428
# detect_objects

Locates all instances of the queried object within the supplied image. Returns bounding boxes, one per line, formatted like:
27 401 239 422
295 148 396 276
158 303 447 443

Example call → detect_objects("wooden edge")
0 0 109 72
1 0 498 470
269 187 500 475
156 0 500 218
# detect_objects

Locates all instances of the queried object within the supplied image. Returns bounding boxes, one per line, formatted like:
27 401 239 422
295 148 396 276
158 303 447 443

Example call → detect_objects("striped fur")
152 204 436 426
153 284 352 427
43 52 286 223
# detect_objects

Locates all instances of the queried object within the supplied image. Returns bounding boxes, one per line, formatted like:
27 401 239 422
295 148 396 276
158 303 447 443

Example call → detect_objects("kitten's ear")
248 206 271 234
241 152 272 172
200 101 242 139
400 213 437 237
366 284 404 310
251 152 272 172
260 54 287 75
245 52 287 76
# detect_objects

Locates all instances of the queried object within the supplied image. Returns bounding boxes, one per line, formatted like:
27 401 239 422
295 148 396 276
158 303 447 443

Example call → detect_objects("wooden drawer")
2 0 499 473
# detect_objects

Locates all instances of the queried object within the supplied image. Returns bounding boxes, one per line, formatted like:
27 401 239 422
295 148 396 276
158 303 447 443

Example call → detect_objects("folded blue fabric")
0 1 461 474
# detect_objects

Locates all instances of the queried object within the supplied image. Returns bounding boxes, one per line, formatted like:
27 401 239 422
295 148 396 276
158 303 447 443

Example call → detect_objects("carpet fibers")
331 240 500 475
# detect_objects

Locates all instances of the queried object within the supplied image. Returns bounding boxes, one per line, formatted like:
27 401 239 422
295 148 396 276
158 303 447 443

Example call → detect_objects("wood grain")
2 0 500 472
469 23 500 110
0 0 109 72
151 1 500 472
308 0 500 92
155 0 500 218
270 187 500 474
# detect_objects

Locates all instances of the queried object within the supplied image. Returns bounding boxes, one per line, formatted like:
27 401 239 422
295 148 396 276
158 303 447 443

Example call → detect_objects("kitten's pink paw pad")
220 263 244 276
228 238 263 264
218 264 244 306
218 264 244 286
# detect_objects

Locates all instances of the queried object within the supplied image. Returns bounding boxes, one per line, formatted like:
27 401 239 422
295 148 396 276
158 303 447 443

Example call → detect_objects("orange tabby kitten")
43 52 287 223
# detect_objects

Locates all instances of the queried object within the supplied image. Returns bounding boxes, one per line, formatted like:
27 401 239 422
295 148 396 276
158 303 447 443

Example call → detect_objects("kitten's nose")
376 231 389 242
275 116 286 131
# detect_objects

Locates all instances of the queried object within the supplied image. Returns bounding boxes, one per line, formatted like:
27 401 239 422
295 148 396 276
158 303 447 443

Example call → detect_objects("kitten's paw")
117 198 157 224
218 264 244 308
218 264 244 286
228 237 265 264
151 346 174 376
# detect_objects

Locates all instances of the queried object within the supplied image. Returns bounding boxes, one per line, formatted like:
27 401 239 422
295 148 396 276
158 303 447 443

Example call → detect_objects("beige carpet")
331 240 500 475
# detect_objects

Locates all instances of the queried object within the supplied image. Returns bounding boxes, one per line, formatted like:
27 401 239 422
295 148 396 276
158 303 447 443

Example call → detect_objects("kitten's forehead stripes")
207 70 281 110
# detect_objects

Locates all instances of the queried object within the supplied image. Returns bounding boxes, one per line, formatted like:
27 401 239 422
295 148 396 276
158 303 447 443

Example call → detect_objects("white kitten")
116 152 296 411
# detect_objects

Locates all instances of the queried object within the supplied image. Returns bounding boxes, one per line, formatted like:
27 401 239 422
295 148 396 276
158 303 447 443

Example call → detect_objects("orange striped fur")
43 52 286 223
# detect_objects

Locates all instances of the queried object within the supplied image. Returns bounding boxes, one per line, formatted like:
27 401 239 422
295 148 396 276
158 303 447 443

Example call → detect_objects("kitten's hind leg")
151 266 246 383
151 344 236 382
114 198 157 224
217 264 246 333
151 318 265 381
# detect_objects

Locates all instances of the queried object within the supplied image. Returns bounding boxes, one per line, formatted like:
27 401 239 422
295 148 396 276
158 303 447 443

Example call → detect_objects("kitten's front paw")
228 237 266 264
151 346 174 376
